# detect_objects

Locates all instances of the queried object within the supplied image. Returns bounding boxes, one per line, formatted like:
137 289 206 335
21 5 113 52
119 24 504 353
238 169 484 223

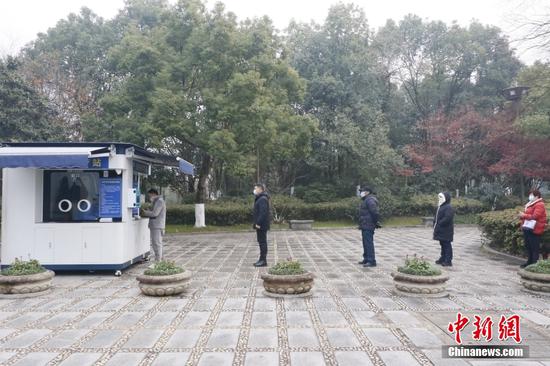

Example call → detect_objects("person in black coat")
357 186 380 267
252 183 271 267
433 191 454 267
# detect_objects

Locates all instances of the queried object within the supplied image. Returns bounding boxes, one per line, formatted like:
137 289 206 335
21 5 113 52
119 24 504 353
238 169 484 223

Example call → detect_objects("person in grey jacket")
141 188 166 262
357 186 380 267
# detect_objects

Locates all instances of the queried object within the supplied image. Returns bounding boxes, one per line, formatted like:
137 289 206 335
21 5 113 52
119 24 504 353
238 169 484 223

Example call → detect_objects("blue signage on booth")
99 178 122 217
88 157 109 169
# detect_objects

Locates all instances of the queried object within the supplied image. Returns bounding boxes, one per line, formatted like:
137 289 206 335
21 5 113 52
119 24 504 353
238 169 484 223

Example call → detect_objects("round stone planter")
0 270 55 296
136 270 192 296
518 269 550 294
391 271 449 297
261 272 314 298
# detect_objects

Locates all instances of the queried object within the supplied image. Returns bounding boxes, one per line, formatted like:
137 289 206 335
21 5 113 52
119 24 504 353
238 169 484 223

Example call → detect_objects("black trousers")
523 230 541 264
256 229 268 261
439 240 453 264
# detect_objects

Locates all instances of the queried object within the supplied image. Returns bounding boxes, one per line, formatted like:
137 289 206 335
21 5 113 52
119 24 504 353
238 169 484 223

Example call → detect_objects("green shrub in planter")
1 259 46 276
268 260 306 275
397 255 442 276
144 261 184 276
525 260 550 274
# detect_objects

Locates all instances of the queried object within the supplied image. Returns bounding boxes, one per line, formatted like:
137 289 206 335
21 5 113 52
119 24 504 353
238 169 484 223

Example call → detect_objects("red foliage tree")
405 106 550 192
404 108 493 188
485 109 550 195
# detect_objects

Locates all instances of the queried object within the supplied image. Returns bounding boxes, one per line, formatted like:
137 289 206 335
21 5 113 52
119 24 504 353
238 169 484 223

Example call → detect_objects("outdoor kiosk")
0 142 193 275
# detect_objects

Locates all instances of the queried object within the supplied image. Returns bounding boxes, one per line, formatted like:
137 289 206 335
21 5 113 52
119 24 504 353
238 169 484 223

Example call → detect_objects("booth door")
34 228 54 264
82 228 102 263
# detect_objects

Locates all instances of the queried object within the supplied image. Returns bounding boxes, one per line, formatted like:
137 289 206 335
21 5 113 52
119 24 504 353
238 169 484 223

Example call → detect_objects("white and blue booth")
0 142 193 274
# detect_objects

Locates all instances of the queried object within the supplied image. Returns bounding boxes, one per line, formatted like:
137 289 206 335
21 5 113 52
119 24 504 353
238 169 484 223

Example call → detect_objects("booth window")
43 170 121 222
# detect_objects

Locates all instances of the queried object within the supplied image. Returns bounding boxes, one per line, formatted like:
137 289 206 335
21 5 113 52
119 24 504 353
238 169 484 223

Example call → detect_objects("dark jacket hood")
255 192 269 201
361 193 377 201
441 191 451 205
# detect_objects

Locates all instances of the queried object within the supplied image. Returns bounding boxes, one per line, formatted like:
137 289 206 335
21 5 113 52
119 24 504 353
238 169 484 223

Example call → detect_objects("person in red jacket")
519 189 547 268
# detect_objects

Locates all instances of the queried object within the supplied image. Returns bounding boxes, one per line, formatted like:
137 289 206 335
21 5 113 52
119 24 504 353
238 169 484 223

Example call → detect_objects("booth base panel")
0 252 150 272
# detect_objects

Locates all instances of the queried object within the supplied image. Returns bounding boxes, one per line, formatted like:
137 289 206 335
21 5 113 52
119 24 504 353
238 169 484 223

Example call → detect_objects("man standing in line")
434 191 454 267
357 186 380 267
252 183 271 267
142 188 167 262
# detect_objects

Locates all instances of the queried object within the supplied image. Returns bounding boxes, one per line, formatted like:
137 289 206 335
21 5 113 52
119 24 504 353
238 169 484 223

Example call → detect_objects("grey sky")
0 0 547 63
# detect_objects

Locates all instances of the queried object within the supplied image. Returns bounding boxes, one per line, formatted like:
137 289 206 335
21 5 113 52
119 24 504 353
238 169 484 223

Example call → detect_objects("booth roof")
0 142 194 175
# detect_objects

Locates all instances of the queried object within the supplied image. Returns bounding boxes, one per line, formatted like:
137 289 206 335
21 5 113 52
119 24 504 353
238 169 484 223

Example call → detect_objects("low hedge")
392 195 486 216
165 194 488 226
478 204 550 255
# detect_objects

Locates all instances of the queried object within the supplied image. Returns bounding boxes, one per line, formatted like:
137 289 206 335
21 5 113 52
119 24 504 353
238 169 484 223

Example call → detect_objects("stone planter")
391 271 449 297
518 269 550 294
0 270 55 295
136 270 192 296
289 220 314 230
261 272 314 297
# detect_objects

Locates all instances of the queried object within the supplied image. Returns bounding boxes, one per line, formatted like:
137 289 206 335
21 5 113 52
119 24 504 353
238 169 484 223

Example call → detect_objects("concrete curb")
480 243 525 264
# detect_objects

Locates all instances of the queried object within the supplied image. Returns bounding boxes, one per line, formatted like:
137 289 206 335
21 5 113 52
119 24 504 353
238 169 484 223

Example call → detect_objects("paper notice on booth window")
99 178 122 218
522 220 536 230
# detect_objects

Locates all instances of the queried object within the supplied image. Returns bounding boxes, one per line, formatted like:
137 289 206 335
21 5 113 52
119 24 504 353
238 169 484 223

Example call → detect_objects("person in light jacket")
142 188 166 262
519 189 547 268
433 192 454 267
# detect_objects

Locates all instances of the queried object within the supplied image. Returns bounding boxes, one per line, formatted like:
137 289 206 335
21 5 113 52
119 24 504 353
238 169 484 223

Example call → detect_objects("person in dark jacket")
252 183 271 267
357 186 380 267
433 192 454 267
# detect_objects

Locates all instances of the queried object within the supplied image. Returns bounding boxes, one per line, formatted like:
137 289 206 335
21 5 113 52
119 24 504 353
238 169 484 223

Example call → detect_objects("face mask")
529 194 535 202
360 191 367 198
253 189 258 196
438 193 446 206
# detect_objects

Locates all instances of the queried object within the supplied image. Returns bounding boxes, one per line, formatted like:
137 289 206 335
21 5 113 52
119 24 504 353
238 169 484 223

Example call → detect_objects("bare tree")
507 0 550 57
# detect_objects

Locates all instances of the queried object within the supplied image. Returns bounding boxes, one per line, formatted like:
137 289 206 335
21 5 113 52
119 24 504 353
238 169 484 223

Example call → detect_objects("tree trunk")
195 154 212 204
256 147 260 183
519 175 526 201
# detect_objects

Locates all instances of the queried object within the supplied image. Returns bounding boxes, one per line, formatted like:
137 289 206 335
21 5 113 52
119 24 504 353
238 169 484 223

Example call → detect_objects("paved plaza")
0 226 549 365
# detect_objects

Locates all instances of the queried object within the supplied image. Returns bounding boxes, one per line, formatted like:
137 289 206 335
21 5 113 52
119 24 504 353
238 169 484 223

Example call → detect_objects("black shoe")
435 258 443 265
358 260 367 265
519 263 529 268
363 262 377 267
254 260 267 267
441 262 452 267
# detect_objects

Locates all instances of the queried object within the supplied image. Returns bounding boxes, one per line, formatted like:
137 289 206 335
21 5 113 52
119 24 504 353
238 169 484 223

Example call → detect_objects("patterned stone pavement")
0 226 549 366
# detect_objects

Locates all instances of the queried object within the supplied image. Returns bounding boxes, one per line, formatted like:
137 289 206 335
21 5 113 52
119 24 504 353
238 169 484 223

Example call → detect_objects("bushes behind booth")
478 204 550 256
164 194 488 226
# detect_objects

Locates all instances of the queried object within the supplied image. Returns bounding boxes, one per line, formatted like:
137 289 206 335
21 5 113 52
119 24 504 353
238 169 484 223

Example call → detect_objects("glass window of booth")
43 170 122 222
